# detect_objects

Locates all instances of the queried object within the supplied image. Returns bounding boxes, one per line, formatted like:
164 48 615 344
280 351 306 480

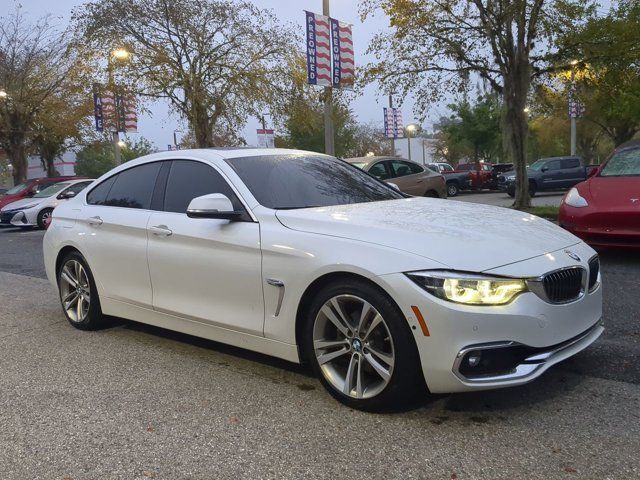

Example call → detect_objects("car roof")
538 156 582 161
346 156 421 167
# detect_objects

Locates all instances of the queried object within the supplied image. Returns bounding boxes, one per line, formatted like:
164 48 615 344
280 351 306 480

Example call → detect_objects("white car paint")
43 149 603 395
1 179 93 228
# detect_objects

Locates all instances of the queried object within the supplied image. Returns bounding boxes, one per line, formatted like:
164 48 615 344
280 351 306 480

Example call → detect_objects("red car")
559 140 640 249
455 162 495 189
0 176 84 210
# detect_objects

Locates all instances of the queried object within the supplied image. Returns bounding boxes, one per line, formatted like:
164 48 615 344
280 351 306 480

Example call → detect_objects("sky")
14 0 440 150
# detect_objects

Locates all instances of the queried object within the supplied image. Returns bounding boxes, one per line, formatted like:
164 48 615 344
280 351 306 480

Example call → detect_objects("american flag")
305 11 332 86
93 84 137 133
330 19 354 89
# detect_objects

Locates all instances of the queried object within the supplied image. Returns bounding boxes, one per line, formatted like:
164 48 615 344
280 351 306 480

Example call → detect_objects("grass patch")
515 205 560 221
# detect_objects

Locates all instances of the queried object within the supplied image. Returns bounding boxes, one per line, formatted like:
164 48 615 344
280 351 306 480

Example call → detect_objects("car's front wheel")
303 279 425 411
37 208 53 229
57 252 106 330
446 182 459 197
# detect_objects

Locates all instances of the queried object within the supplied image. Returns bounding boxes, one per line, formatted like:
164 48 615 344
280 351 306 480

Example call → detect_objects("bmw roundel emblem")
565 250 581 262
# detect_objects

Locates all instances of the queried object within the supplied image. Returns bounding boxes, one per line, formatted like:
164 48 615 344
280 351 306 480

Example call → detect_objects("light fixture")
0 90 7 98
117 140 126 148
111 49 131 61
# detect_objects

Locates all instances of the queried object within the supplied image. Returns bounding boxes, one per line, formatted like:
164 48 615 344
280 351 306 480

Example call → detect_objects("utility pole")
570 67 577 156
388 94 395 156
323 0 335 156
107 57 121 166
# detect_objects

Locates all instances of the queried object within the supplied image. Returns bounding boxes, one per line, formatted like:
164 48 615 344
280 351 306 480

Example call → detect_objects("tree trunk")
503 65 531 209
9 142 28 186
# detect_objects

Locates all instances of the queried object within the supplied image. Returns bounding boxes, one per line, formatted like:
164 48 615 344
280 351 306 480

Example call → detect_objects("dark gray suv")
498 156 587 197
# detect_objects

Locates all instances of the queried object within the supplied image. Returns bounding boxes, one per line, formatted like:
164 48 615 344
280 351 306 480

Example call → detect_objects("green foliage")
75 137 155 178
439 95 502 164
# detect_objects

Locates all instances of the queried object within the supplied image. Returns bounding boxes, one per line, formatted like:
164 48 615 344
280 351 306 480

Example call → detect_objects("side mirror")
541 166 549 172
186 193 243 220
26 190 35 197
386 182 400 190
57 191 76 200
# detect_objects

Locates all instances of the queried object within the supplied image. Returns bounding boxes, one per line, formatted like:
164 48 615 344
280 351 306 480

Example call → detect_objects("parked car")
455 162 495 189
347 156 446 198
0 187 7 195
498 156 586 197
426 163 472 197
559 140 640 249
0 176 86 210
44 148 602 411
1 179 94 229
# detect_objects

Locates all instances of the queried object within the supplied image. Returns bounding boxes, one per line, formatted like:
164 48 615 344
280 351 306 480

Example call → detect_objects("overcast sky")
14 0 439 149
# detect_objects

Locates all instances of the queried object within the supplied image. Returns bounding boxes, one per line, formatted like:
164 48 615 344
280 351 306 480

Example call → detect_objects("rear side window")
163 160 243 214
562 158 580 169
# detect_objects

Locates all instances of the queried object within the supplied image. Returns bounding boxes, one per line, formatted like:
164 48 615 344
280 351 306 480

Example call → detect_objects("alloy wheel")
313 295 395 399
59 259 91 323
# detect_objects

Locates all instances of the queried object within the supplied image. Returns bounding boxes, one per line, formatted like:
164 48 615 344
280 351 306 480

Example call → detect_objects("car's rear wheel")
507 184 516 197
446 182 459 197
57 252 106 330
303 279 425 411
37 208 53 229
423 189 439 198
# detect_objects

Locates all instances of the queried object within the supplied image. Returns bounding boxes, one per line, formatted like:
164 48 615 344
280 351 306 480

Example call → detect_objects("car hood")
275 198 580 272
1 197 44 212
587 176 640 206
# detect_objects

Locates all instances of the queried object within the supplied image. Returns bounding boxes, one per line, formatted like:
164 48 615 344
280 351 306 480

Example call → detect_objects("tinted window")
226 154 404 209
163 160 243 213
65 181 92 195
391 161 423 177
87 176 117 205
545 160 561 171
562 158 580 169
368 162 390 180
103 162 162 209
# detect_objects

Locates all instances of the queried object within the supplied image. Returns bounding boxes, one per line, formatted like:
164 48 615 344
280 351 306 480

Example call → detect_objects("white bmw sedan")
43 149 603 410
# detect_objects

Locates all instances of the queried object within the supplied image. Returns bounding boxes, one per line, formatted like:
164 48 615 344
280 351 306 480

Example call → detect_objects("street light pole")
388 94 395 156
323 0 335 156
106 55 122 166
570 66 577 157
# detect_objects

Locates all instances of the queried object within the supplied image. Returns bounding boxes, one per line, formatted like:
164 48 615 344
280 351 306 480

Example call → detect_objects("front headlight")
563 187 588 208
406 270 527 305
506 175 515 181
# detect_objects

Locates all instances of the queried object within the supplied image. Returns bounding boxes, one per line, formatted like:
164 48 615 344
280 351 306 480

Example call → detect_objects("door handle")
87 216 103 226
149 225 173 237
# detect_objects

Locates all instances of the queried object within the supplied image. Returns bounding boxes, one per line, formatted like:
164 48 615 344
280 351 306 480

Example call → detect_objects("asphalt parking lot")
0 226 639 479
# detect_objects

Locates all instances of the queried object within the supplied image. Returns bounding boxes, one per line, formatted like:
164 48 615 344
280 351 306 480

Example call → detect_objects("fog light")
467 352 482 367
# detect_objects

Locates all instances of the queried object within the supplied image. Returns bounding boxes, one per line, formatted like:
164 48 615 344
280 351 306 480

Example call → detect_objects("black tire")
423 189 439 198
529 181 537 197
57 251 106 330
302 279 426 412
506 184 516 198
37 208 54 229
446 182 459 197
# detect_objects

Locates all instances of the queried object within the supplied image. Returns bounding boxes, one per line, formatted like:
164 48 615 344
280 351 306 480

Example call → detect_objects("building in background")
27 152 77 180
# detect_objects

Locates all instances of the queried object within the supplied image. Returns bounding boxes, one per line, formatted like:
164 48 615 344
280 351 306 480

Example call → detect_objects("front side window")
87 176 117 205
600 147 640 177
226 154 403 209
391 161 423 176
441 164 454 172
545 160 561 171
34 182 71 198
163 160 244 213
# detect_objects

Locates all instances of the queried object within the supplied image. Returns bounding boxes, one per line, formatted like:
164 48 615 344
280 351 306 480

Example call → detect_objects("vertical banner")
383 108 404 138
305 11 332 86
92 83 104 132
91 84 137 133
331 19 354 89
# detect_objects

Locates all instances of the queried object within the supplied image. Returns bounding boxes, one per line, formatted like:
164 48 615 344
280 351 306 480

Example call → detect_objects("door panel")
147 213 263 335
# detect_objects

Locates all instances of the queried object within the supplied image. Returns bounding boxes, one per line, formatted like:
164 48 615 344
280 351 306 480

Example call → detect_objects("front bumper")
560 205 640 249
375 242 603 393
0 210 29 226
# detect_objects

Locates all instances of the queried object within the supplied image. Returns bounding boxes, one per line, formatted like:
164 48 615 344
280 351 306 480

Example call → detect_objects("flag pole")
323 0 335 156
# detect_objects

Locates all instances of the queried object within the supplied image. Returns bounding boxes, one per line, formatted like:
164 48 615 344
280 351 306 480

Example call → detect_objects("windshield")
225 154 404 209
33 182 71 198
529 160 547 171
600 147 640 177
5 183 29 195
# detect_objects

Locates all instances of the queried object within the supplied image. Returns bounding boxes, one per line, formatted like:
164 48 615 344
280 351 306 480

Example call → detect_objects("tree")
361 0 595 207
346 122 394 158
73 0 294 148
0 8 81 184
440 95 502 165
558 1 640 146
75 136 155 178
273 56 357 157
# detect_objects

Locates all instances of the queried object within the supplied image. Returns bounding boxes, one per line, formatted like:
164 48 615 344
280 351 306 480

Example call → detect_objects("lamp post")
569 59 579 157
405 124 418 161
107 48 131 166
